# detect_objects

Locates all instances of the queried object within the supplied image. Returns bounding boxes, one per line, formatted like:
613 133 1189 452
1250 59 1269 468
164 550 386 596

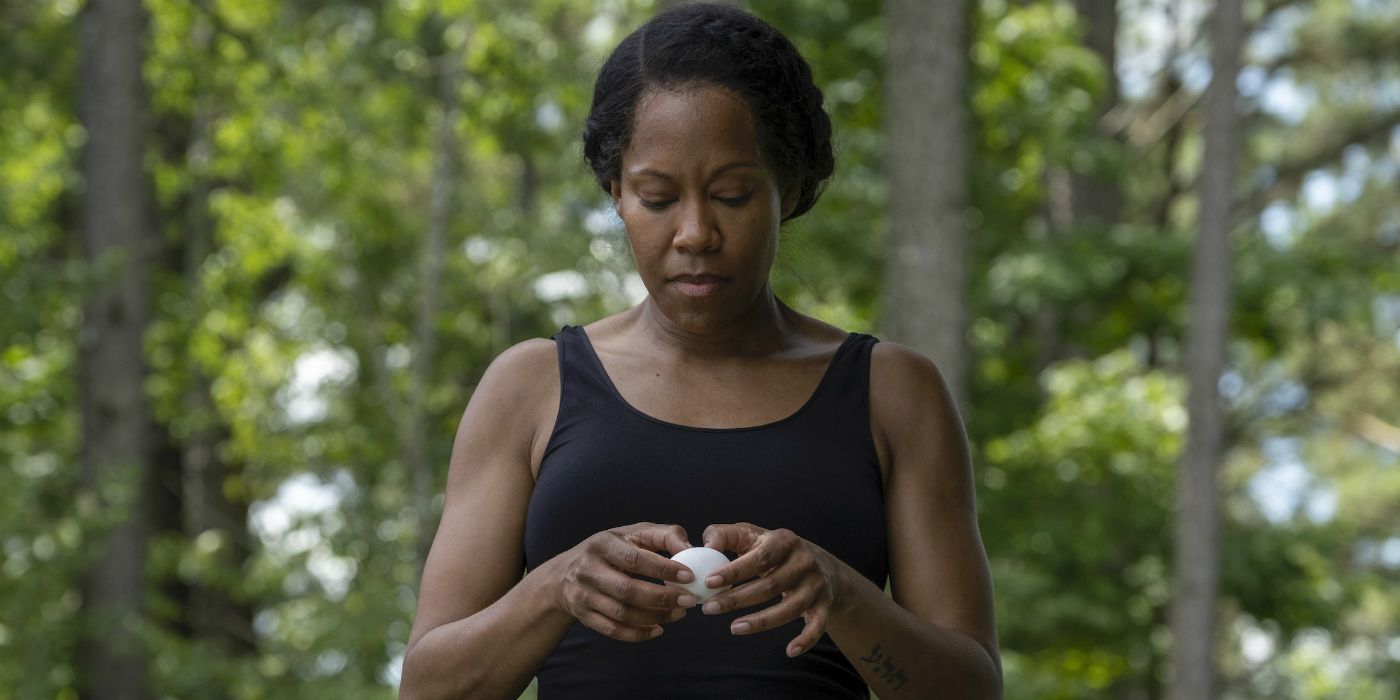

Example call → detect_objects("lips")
671 274 727 297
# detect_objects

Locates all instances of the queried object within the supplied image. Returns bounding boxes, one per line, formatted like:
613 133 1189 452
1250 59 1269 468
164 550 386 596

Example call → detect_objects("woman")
400 4 999 698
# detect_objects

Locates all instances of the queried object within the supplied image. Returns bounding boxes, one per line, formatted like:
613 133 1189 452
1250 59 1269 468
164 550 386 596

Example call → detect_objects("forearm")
826 572 1002 699
400 563 572 700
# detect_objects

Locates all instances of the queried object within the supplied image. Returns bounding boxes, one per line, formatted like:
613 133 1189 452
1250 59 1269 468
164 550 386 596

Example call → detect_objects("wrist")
525 557 573 626
829 558 863 624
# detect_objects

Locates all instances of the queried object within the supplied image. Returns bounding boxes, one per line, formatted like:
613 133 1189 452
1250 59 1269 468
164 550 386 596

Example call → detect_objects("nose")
672 196 721 255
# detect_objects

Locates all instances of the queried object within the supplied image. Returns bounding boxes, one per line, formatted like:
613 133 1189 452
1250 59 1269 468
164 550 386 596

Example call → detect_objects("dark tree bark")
407 32 464 571
1169 0 1245 695
177 82 256 653
179 407 256 651
1068 0 1121 228
75 0 159 697
1151 0 1188 236
1039 0 1123 374
133 3 259 657
882 0 972 406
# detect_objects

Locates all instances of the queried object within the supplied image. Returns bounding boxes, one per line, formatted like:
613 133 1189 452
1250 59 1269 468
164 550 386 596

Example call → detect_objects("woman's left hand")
699 522 851 658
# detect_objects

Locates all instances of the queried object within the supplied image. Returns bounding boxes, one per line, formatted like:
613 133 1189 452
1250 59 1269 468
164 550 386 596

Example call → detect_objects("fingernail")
675 570 694 583
788 645 804 657
669 609 686 621
702 601 720 614
705 575 723 587
650 627 664 638
731 621 751 634
677 594 696 608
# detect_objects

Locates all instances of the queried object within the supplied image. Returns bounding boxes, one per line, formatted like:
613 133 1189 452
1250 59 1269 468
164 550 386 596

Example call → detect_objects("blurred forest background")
2 0 1397 698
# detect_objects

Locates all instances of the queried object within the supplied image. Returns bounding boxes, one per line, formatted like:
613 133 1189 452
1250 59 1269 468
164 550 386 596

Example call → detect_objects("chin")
644 279 762 324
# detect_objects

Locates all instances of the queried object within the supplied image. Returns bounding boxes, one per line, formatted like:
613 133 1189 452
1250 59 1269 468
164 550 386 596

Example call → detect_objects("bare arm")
399 339 569 699
398 339 698 699
824 341 1000 698
688 342 1000 698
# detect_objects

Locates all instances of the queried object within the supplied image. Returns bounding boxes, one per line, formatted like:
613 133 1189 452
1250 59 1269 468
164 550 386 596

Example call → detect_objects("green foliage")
1 0 1395 697
984 352 1182 698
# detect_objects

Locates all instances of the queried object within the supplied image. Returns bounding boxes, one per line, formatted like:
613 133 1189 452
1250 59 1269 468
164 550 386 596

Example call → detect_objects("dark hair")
583 2 834 222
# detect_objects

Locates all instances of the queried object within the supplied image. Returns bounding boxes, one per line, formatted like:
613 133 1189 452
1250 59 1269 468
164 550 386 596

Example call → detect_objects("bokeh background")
2 0 1397 698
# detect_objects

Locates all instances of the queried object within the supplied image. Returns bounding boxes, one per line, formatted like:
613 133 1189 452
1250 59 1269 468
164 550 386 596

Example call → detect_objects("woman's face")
610 84 795 329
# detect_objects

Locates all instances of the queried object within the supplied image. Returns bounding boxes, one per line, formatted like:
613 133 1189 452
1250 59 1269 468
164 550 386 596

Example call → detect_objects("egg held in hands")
668 547 730 606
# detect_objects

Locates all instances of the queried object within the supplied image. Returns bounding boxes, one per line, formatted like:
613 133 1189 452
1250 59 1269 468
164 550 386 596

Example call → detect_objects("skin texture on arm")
399 338 573 700
827 340 1001 697
687 341 1001 698
398 338 698 699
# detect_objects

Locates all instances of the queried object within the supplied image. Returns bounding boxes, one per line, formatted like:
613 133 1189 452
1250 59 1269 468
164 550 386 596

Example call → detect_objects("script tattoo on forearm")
858 643 908 691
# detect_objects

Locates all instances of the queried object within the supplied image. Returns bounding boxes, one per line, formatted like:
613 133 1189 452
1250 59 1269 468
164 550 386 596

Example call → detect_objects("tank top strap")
528 326 886 696
549 324 614 409
549 324 880 440
804 331 881 463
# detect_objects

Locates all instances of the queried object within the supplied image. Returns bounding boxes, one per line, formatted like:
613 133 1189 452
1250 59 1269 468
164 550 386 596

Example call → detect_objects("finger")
651 524 695 559
786 607 830 657
617 522 693 559
727 586 816 636
704 529 799 590
702 522 765 554
581 588 688 627
599 533 694 583
576 608 664 642
701 565 801 616
581 566 694 609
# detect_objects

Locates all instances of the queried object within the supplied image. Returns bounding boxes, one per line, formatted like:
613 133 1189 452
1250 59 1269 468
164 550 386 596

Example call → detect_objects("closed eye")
639 193 753 211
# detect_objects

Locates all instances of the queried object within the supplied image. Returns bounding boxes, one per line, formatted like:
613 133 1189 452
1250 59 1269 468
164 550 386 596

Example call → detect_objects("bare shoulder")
480 337 558 393
468 337 559 428
449 337 560 488
407 337 559 655
868 341 964 469
869 341 956 409
871 342 998 674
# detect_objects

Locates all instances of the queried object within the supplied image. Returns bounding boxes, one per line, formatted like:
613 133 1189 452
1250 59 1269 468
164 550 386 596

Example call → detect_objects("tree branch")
1244 108 1400 213
1353 413 1400 453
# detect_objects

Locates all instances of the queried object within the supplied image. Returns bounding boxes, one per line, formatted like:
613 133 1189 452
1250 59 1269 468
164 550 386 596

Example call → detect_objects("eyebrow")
628 161 760 180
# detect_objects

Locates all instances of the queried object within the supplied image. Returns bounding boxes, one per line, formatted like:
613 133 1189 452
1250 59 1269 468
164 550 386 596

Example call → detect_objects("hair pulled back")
583 3 834 222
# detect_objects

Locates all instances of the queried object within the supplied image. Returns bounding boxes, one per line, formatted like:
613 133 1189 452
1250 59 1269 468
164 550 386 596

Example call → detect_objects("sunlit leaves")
3 0 1397 697
984 352 1183 697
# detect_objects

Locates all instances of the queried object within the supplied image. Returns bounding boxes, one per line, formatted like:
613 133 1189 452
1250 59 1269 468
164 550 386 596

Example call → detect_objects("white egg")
668 547 731 605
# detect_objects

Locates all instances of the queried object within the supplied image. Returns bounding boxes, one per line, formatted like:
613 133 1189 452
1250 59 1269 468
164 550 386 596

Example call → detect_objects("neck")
632 282 793 360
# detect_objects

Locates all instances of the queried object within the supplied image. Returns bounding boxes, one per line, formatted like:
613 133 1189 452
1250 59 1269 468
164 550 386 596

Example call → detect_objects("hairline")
617 81 799 194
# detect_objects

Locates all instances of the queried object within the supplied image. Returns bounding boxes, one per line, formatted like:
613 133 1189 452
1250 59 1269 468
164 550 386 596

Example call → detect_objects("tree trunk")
76 0 158 697
882 0 971 406
1168 0 1245 695
1039 0 1122 374
1145 0 1188 369
407 29 464 570
179 81 257 653
180 398 256 651
1152 0 1187 236
1068 0 1121 228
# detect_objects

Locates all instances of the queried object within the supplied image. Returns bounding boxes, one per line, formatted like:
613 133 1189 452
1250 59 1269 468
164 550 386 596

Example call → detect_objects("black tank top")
524 324 887 698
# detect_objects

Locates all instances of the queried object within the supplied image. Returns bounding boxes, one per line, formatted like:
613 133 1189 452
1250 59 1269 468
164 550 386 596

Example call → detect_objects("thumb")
703 523 748 552
627 522 691 556
658 523 692 556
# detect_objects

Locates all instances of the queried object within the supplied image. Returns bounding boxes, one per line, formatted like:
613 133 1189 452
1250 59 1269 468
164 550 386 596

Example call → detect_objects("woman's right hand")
550 522 698 642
